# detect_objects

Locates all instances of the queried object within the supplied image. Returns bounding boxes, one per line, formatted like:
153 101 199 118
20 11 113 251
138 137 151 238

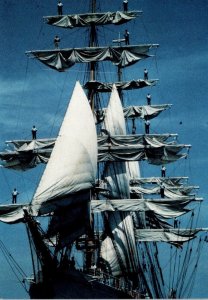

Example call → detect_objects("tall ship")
0 0 207 298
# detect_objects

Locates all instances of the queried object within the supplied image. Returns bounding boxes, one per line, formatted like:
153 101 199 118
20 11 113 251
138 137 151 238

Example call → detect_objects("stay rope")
0 240 28 293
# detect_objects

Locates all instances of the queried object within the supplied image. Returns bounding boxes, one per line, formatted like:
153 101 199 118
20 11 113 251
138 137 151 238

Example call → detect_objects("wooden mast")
85 0 97 272
88 0 97 110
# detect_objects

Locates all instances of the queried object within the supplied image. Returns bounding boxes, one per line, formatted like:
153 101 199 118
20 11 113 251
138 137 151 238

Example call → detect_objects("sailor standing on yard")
57 1 63 15
12 188 19 204
146 93 151 105
144 119 150 134
161 165 166 177
31 125 37 140
124 29 130 45
144 68 148 80
54 35 61 48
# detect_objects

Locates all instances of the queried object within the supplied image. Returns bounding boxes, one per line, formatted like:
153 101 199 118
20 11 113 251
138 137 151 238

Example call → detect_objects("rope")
174 214 195 295
0 240 28 293
168 245 172 292
180 238 203 298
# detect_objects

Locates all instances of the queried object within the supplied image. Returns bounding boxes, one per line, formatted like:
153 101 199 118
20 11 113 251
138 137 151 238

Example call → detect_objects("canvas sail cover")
100 85 139 277
26 45 157 71
31 81 97 218
45 11 141 28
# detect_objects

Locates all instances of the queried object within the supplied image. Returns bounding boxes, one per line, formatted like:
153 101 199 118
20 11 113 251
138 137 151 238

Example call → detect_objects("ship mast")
118 66 123 103
84 0 97 272
88 0 97 109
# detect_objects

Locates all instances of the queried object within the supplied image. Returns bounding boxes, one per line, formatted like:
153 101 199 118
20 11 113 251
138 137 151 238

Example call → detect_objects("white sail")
127 161 141 181
100 84 138 276
31 81 97 216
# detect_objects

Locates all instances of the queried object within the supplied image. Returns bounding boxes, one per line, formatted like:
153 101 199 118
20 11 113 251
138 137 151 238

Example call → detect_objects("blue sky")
0 0 208 298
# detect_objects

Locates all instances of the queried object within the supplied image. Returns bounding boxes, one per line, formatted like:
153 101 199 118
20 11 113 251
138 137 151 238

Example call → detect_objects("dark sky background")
0 0 208 298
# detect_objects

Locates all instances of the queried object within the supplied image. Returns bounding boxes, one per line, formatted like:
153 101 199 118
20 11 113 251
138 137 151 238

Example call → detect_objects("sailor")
174 218 178 228
57 1 63 15
12 188 19 204
123 0 128 12
160 183 165 198
31 125 37 140
146 93 151 105
144 119 150 134
124 29 130 45
144 68 148 80
54 35 61 48
161 165 166 177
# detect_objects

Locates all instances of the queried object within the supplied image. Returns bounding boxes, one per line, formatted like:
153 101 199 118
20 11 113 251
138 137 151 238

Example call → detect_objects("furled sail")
123 104 172 119
91 198 192 219
0 134 189 170
135 228 201 244
98 134 177 146
26 45 158 71
130 177 188 186
44 11 142 28
84 79 158 92
0 139 55 170
0 204 27 224
100 85 138 277
98 134 189 163
98 143 190 163
130 185 198 198
97 104 171 122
